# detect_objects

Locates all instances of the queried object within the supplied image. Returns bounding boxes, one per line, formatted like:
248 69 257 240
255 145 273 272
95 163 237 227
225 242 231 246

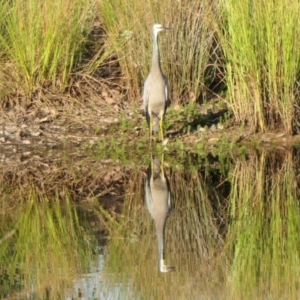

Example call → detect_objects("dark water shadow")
167 108 228 137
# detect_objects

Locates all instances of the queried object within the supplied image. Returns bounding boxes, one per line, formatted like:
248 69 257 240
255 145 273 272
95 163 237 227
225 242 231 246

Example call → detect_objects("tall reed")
218 0 300 133
0 0 95 98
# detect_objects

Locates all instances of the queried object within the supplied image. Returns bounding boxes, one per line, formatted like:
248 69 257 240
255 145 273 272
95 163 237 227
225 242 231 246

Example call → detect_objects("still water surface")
1 147 300 299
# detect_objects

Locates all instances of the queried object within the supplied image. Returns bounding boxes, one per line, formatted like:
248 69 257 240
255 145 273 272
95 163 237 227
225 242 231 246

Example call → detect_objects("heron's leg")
160 153 165 178
150 157 154 179
149 113 153 142
159 118 164 141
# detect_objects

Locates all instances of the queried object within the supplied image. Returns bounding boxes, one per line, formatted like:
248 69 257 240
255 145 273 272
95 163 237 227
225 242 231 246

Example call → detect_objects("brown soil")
1 85 298 155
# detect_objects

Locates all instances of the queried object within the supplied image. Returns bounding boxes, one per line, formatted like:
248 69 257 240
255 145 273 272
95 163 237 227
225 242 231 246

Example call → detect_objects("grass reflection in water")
1 148 300 299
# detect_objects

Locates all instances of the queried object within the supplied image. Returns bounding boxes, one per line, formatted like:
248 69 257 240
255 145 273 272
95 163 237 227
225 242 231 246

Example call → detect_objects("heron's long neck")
151 33 162 76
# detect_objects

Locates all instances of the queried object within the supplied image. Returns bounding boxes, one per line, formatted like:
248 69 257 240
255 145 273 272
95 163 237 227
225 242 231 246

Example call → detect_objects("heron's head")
153 24 168 36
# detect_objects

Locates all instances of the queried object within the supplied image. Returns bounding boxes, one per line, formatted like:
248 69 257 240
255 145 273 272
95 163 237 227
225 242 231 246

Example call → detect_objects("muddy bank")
0 144 136 209
0 93 297 160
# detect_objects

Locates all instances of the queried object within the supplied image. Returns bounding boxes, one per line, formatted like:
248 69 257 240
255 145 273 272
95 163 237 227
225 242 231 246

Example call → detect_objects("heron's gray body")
146 157 171 226
143 24 169 137
145 156 174 272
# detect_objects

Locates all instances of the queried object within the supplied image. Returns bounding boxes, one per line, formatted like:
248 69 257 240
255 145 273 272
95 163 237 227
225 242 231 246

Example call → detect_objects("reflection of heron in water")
145 154 175 272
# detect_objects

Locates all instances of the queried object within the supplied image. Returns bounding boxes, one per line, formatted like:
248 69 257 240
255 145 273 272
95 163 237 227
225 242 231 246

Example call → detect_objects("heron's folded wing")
163 75 170 109
143 77 150 112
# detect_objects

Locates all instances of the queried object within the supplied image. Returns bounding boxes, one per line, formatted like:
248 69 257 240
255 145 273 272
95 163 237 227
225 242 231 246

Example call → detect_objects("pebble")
262 137 271 143
210 124 217 131
105 97 115 105
4 125 18 133
101 91 108 98
111 90 120 96
30 131 41 137
207 138 219 144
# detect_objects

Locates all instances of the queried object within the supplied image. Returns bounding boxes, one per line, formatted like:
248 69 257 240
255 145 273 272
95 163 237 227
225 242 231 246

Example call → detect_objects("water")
1 147 300 299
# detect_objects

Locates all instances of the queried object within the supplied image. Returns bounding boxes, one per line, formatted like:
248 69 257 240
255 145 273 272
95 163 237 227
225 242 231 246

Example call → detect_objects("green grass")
218 0 300 134
0 0 95 97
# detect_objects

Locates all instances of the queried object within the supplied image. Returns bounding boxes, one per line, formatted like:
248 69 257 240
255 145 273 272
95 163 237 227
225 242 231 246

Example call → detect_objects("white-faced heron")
145 154 175 272
143 24 170 141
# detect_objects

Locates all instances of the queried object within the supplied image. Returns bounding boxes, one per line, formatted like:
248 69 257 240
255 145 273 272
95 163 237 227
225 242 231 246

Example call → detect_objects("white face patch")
153 24 166 35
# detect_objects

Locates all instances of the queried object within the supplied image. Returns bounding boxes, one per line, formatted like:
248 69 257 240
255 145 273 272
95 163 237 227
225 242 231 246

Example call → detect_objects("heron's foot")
150 134 161 143
159 119 164 142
